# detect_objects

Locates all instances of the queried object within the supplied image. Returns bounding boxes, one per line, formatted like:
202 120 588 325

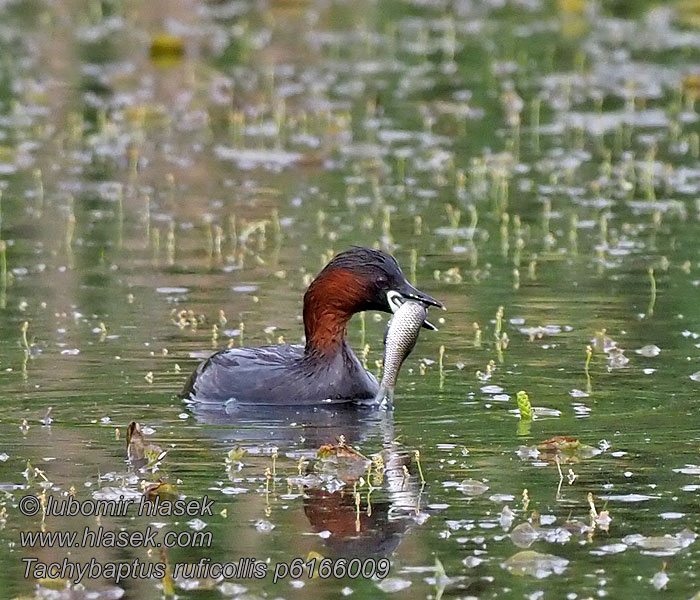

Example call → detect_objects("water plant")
516 390 533 421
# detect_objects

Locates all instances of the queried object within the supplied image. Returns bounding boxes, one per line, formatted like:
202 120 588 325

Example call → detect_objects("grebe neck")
302 269 368 357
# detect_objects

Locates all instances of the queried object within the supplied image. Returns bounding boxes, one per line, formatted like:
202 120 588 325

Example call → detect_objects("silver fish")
375 300 429 403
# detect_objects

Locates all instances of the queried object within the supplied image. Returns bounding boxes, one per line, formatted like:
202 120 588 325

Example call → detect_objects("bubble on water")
254 519 275 533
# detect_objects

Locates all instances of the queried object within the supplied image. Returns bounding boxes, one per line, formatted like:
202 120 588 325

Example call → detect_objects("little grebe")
183 247 443 405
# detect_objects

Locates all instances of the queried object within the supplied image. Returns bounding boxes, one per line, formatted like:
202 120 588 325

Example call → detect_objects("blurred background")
2 0 700 598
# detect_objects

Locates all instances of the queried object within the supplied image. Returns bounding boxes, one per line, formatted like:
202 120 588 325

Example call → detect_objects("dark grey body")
183 341 379 405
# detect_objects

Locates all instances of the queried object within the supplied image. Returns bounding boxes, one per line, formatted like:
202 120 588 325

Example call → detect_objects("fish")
375 300 429 404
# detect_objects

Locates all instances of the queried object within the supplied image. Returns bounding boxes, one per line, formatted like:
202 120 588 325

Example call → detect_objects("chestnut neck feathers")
303 268 370 355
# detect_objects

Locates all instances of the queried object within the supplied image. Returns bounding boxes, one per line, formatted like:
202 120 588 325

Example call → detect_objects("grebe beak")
397 282 445 310
387 284 445 331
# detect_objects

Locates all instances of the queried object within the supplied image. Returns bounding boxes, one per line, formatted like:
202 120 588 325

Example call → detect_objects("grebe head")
303 247 443 354
329 246 443 313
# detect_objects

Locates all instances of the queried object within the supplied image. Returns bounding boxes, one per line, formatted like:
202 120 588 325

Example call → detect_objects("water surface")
1 0 700 598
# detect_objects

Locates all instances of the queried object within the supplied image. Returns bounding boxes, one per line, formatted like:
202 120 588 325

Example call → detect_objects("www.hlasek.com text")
19 494 214 549
21 524 212 549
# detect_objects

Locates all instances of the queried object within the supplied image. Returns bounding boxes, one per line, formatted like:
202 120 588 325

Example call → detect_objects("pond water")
2 0 700 598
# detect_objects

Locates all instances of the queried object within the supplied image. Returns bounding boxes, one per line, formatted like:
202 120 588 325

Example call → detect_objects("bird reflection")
302 448 427 557
189 400 428 556
188 400 392 448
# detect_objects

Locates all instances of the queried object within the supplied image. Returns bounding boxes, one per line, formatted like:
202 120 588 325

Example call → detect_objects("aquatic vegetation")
502 550 569 578
622 530 696 556
0 0 700 597
636 344 661 357
458 479 489 497
516 390 533 421
126 422 167 469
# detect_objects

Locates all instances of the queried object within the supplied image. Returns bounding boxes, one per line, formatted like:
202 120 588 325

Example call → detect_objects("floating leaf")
562 520 593 536
528 436 601 463
311 440 373 484
458 479 489 496
502 550 568 578
317 437 368 461
606 347 629 369
537 436 581 452
143 480 179 501
145 446 168 464
306 551 324 580
622 529 696 556
510 522 538 548
36 578 71 590
636 344 660 357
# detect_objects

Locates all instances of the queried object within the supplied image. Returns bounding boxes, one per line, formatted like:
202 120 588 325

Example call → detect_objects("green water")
2 0 700 598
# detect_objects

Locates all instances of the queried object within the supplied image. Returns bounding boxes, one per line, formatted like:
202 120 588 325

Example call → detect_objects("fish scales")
375 300 428 402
